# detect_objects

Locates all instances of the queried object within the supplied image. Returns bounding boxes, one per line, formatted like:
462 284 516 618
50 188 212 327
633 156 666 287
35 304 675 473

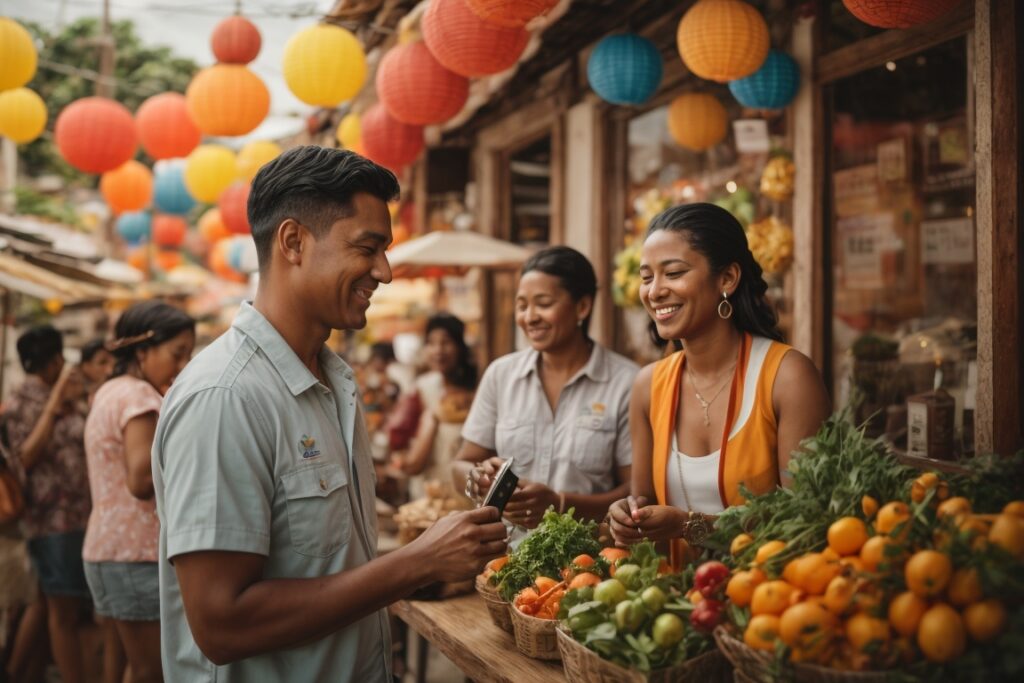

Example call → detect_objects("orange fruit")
534 576 559 593
860 535 903 573
988 513 1024 558
744 614 781 651
780 601 837 659
947 568 982 607
905 550 953 598
822 575 855 616
937 497 972 520
862 495 879 520
839 556 865 574
851 587 883 617
801 554 841 596
829 517 869 556
917 603 966 663
486 555 509 573
910 472 940 503
599 547 630 562
963 599 1007 642
568 573 601 590
572 554 595 567
751 580 796 616
731 533 754 556
876 501 911 539
845 613 890 653
957 515 990 540
888 591 928 637
821 546 841 562
726 569 766 608
755 540 787 565
1002 501 1024 518
686 588 704 605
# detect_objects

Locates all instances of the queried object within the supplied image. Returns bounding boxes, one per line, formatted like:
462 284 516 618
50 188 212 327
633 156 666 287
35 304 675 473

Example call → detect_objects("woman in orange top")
609 203 830 566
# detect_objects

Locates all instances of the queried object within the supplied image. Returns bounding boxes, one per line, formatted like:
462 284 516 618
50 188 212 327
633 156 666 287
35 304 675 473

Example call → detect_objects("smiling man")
152 147 507 682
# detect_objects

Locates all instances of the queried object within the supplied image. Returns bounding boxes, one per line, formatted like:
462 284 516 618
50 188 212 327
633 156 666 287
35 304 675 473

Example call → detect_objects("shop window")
507 135 552 245
827 37 976 459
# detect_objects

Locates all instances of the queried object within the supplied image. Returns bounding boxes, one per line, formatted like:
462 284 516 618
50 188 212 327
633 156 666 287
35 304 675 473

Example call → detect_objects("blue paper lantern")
153 162 196 215
728 49 800 111
587 34 663 106
116 211 151 244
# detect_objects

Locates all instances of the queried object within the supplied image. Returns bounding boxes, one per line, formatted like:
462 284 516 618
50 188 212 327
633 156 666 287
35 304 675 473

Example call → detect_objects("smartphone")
481 458 518 515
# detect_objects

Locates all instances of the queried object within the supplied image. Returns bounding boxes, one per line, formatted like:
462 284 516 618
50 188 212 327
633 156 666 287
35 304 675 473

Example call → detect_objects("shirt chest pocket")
495 420 535 469
571 415 617 475
280 462 351 558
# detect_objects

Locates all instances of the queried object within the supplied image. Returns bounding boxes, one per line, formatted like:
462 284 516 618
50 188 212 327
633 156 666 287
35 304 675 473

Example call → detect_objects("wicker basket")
556 628 731 683
509 603 560 660
475 575 513 634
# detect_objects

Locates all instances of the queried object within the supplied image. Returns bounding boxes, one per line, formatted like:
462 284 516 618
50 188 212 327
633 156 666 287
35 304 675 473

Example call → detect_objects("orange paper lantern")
667 93 728 152
218 182 252 235
377 42 469 126
842 0 964 29
464 0 558 28
135 93 201 160
211 15 262 64
55 97 137 174
423 0 530 78
677 0 769 83
198 207 231 244
152 215 187 248
127 246 148 272
100 160 153 214
361 104 424 172
186 64 270 137
209 238 248 283
154 249 184 271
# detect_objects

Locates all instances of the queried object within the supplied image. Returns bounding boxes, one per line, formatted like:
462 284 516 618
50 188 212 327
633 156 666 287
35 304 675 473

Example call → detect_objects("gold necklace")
686 364 736 426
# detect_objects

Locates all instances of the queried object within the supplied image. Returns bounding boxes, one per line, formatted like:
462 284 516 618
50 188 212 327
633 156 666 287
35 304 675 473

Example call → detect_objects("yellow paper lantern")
336 112 362 150
677 0 769 83
237 140 282 182
667 93 728 152
283 24 366 107
184 145 238 203
0 87 46 144
0 18 37 91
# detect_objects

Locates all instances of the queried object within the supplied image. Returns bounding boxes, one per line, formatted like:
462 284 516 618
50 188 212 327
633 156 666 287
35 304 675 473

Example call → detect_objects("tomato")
594 578 627 606
689 598 725 633
653 613 685 648
641 586 667 613
694 561 730 598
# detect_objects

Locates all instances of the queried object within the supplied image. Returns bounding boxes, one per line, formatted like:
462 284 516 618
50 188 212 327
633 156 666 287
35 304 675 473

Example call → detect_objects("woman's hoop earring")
717 291 733 320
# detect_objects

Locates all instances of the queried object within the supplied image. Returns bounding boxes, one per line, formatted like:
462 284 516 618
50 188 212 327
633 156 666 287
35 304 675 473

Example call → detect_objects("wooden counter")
391 593 566 683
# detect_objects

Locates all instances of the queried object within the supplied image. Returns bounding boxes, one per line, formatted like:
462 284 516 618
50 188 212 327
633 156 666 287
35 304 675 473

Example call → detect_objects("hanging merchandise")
463 0 558 28
283 24 366 107
226 235 259 274
237 140 281 182
153 161 197 215
154 249 184 271
377 42 469 126
760 156 796 201
422 0 530 78
55 97 137 174
587 34 663 106
0 87 47 144
842 0 964 29
360 103 424 172
677 0 769 83
209 238 248 282
152 214 187 248
667 93 728 152
211 14 262 64
746 215 794 276
184 145 238 203
0 18 37 91
198 207 231 244
728 50 800 111
100 160 153 214
135 93 201 161
116 211 152 245
336 112 363 152
186 64 269 137
218 182 252 235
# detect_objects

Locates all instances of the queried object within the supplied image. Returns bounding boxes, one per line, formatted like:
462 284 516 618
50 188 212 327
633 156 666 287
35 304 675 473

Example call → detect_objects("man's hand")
503 480 558 529
408 506 507 583
466 456 504 502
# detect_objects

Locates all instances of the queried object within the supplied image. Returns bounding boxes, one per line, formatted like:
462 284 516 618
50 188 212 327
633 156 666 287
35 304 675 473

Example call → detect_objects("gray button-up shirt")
462 344 639 495
153 302 389 683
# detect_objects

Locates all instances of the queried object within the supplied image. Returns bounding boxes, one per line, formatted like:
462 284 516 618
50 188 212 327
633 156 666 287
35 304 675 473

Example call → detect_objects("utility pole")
96 0 116 252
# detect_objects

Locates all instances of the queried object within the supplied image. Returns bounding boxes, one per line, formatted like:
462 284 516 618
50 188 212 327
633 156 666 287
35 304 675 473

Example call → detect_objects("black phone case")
482 462 519 515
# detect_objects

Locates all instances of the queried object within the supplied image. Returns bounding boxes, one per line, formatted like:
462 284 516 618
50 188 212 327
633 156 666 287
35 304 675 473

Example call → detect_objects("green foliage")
14 186 82 226
945 451 1024 513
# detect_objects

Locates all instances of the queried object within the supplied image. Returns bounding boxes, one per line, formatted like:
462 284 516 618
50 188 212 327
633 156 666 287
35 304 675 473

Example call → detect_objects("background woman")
78 338 115 404
456 246 639 531
83 301 195 683
609 203 830 567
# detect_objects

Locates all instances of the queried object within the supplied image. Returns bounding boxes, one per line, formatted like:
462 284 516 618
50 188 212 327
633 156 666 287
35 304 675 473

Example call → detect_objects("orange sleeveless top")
649 333 791 568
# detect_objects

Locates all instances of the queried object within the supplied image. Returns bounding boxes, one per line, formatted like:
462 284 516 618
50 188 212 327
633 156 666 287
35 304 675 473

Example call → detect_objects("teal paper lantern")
728 49 800 111
153 161 196 215
587 34 663 106
116 211 151 244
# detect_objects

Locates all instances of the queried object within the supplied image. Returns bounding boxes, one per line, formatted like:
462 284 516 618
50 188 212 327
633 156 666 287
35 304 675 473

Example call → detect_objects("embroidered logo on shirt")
590 402 606 415
299 435 321 459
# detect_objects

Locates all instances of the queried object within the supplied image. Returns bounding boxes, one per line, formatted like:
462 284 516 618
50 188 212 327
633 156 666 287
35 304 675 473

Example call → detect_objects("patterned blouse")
4 375 90 539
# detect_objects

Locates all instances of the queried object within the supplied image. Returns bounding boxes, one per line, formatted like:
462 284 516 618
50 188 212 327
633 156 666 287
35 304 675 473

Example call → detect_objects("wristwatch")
681 511 714 545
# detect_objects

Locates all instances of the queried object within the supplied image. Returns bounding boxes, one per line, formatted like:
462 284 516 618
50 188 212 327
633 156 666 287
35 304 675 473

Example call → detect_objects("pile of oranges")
511 549 623 620
722 472 1024 672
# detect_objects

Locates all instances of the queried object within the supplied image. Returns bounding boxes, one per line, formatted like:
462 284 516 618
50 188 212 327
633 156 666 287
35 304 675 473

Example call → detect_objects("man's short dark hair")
16 325 63 374
247 146 400 270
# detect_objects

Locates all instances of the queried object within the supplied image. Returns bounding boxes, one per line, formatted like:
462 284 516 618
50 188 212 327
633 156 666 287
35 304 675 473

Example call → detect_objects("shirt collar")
514 342 609 384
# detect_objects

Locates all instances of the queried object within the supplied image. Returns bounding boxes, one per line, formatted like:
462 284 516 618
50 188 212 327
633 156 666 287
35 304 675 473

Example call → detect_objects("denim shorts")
84 561 160 621
26 531 90 599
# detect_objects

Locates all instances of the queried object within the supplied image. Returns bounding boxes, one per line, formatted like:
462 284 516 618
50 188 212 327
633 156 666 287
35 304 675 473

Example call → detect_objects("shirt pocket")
571 415 616 476
494 420 535 469
280 462 351 558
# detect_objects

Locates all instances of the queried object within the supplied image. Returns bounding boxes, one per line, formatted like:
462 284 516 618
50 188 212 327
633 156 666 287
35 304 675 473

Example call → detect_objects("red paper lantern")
361 104 424 172
377 42 469 126
211 15 261 64
186 64 270 137
198 207 231 244
152 215 187 248
218 182 252 235
100 160 153 214
423 0 530 78
464 0 558 28
54 97 136 174
842 0 963 29
135 93 201 160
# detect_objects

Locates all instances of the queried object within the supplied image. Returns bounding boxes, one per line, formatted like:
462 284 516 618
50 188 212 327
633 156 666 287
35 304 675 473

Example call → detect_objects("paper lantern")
0 18 37 91
116 211 151 245
842 0 964 29
186 65 269 137
198 207 231 244
226 236 258 273
152 215 187 248
237 140 281 182
667 93 728 152
464 0 558 28
209 238 248 283
336 112 362 151
211 15 261 64
135 93 201 160
760 156 795 201
184 145 237 203
729 50 800 111
100 161 153 214
377 42 469 126
283 24 366 107
423 0 530 78
127 246 148 271
360 104 424 171
677 0 769 83
587 34 663 106
0 87 47 144
153 161 196 215
154 249 184 271
218 182 251 235
55 98 137 174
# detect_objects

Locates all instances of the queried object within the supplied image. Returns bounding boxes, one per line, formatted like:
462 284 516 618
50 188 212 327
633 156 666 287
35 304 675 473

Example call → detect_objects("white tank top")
666 433 726 514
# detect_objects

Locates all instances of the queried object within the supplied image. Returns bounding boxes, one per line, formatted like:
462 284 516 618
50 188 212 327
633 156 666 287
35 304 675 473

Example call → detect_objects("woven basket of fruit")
511 602 561 660
558 627 729 683
475 572 513 634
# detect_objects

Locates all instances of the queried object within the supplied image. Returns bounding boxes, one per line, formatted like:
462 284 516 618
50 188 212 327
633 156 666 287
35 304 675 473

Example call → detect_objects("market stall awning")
0 251 123 304
386 230 533 278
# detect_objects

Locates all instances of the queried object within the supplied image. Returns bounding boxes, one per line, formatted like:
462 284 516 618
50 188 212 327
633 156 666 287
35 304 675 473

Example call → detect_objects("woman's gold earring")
717 291 733 320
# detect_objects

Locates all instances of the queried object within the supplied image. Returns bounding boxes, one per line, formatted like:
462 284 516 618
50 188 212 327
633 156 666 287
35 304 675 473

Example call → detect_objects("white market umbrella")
386 230 532 278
